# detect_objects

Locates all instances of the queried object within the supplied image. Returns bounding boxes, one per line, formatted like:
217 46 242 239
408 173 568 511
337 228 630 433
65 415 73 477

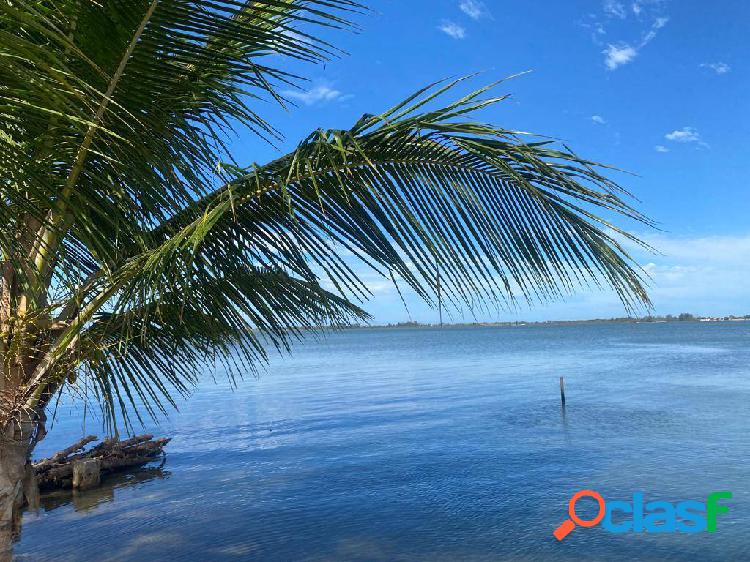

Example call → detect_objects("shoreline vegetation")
343 313 750 330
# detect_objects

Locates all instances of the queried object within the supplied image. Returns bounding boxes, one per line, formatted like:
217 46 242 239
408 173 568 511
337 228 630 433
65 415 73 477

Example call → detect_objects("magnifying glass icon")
553 489 606 541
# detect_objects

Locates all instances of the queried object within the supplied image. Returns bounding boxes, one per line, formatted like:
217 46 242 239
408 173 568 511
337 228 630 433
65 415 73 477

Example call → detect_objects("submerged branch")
33 434 170 490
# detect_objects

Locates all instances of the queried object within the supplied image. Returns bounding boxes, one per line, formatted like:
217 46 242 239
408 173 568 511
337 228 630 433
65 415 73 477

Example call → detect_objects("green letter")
706 491 732 532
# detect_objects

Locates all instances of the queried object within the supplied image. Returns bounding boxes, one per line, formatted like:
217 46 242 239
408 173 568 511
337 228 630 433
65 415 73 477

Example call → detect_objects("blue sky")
234 1 750 323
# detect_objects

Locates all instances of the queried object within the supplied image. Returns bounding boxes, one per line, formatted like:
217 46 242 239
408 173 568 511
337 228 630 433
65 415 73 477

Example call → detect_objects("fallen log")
33 435 97 471
33 434 170 491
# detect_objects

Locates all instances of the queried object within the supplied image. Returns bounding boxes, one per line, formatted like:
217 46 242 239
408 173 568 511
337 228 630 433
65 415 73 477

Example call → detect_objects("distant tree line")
344 313 750 329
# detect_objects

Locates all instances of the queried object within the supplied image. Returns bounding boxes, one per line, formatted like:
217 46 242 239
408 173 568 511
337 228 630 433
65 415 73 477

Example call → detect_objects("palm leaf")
1 0 363 288
76 267 367 428
1 2 652 431
23 80 652 427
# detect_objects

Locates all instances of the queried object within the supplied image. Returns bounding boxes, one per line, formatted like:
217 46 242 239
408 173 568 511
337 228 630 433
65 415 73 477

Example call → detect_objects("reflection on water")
31 465 170 515
12 322 750 561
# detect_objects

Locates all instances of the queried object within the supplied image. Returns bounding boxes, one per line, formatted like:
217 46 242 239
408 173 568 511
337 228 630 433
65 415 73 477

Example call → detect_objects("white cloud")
581 17 607 40
645 234 750 266
664 127 709 149
591 115 607 125
700 62 731 75
459 0 489 20
438 20 466 39
603 0 627 18
654 145 669 153
633 234 750 313
283 85 347 106
538 232 750 320
665 127 701 143
595 3 668 70
364 279 397 295
364 232 750 323
603 43 638 70
641 16 669 43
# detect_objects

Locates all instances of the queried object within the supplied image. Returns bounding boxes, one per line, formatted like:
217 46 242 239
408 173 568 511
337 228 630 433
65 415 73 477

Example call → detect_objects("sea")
14 322 750 561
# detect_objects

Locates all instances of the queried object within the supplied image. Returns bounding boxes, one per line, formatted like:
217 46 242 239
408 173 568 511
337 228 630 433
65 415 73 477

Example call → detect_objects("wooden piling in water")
559 376 566 406
72 459 101 490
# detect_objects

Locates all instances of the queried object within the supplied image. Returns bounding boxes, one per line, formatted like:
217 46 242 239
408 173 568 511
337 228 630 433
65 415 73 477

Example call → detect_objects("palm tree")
0 0 651 545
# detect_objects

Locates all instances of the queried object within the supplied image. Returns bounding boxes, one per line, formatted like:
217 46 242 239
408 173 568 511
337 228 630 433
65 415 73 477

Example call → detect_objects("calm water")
14 322 750 561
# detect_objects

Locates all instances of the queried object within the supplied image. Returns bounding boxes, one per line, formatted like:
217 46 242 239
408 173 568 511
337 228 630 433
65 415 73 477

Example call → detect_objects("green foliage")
0 1 651 430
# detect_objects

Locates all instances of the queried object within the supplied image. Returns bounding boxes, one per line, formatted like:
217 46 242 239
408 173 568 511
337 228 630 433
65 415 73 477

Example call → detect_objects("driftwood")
33 434 170 491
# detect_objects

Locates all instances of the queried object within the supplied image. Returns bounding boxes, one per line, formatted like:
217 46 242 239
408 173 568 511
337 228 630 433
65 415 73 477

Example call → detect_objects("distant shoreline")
344 314 750 330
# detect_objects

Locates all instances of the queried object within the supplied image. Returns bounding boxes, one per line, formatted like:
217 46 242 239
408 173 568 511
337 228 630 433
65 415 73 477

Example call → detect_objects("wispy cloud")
664 127 710 150
602 15 668 70
282 85 350 106
654 145 670 153
700 62 731 75
524 232 750 320
438 20 466 39
641 16 669 42
603 0 628 18
603 44 638 70
665 127 700 143
587 1 669 70
459 0 490 20
591 115 607 125
581 16 607 40
636 233 750 314
362 232 750 323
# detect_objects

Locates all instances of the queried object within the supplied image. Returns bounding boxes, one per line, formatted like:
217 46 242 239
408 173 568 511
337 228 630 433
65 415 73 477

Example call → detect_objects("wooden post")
72 459 101 490
437 262 443 328
559 376 566 406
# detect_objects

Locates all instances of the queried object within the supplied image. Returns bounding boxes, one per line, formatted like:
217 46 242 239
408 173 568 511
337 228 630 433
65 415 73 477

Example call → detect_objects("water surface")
15 322 750 560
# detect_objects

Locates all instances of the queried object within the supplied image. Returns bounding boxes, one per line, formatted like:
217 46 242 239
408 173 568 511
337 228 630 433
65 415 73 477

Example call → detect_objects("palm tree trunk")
0 266 43 557
0 414 39 559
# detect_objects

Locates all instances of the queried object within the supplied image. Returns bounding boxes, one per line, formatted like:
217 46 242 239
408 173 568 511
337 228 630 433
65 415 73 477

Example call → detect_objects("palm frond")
1 0 363 287
23 79 652 426
2 2 653 431
151 78 652 312
41 266 368 428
